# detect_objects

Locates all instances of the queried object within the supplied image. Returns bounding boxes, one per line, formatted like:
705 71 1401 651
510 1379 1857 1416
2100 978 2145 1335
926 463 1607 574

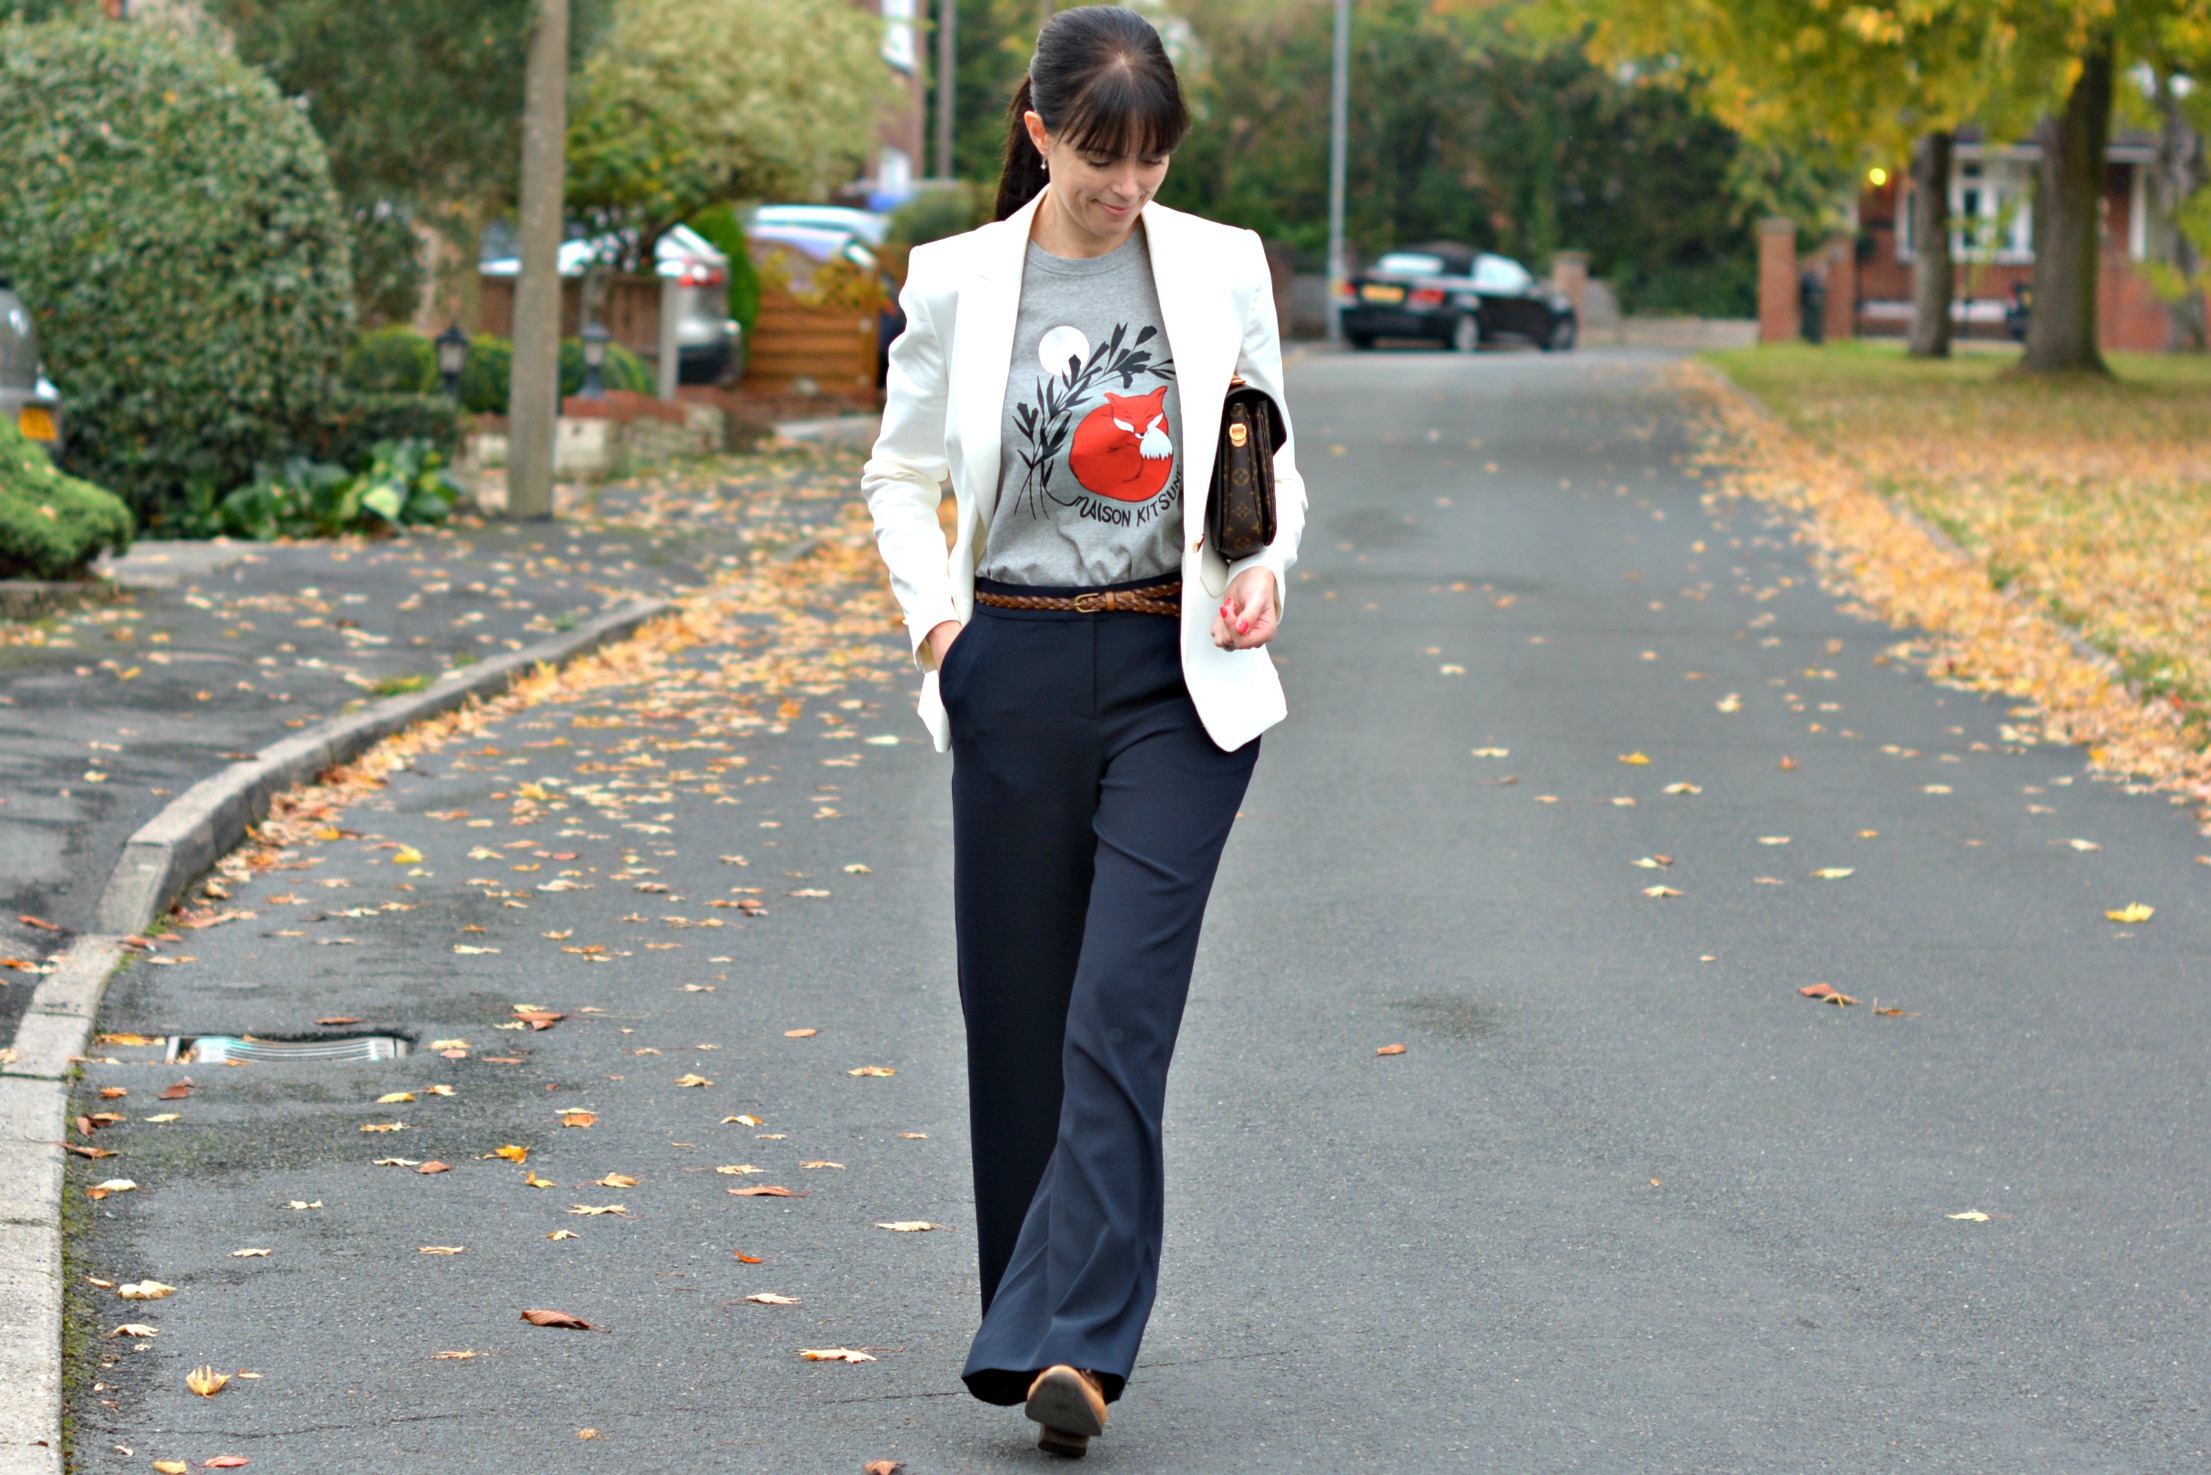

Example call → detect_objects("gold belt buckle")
1072 592 1103 613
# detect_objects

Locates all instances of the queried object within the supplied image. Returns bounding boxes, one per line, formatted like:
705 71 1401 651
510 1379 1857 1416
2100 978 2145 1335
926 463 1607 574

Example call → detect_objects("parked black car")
1338 243 1576 353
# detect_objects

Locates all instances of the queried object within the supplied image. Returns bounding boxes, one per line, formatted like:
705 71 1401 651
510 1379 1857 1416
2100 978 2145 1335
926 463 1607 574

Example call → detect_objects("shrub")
0 413 132 579
0 19 355 525
183 439 460 542
342 326 438 394
456 334 656 416
689 204 762 334
316 390 465 467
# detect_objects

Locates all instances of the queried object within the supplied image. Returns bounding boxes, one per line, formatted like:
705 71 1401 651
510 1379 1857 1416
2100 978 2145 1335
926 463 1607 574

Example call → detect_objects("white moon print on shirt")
1037 324 1090 378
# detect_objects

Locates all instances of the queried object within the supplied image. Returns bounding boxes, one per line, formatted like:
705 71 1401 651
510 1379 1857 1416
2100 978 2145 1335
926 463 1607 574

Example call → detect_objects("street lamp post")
580 320 609 398
1326 0 1351 345
435 322 469 399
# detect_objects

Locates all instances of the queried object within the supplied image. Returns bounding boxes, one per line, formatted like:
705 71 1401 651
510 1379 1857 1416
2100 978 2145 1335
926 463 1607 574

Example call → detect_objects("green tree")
566 0 897 265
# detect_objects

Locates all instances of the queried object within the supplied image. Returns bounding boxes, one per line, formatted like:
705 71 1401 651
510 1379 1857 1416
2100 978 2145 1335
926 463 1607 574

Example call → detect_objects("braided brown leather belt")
974 581 1182 617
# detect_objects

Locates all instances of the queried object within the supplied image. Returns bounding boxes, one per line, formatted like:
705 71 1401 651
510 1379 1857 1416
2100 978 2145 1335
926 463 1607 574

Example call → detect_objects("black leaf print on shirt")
1009 323 1176 516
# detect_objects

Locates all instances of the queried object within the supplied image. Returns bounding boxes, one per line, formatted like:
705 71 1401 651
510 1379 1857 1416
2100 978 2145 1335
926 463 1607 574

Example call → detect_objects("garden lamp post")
435 323 469 398
580 320 609 398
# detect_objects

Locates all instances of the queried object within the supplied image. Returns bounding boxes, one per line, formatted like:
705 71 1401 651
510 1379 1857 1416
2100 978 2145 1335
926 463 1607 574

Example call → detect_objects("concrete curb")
0 595 671 1475
93 598 672 936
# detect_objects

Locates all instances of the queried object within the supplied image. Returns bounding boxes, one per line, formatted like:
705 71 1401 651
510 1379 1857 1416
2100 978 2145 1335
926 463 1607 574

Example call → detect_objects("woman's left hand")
1211 568 1280 651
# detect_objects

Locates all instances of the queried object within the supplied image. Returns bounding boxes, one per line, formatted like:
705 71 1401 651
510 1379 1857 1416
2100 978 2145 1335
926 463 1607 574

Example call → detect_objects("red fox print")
1069 387 1174 502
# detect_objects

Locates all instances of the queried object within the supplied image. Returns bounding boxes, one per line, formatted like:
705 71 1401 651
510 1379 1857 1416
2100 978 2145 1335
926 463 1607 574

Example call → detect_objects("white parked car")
480 225 739 385
0 276 64 452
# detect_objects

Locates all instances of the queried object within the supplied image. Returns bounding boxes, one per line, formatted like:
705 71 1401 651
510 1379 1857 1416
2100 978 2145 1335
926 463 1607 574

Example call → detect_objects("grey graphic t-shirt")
978 223 1182 587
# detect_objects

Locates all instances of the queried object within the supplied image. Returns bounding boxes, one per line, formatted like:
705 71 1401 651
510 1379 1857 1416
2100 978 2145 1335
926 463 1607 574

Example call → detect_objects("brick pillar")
1758 219 1799 344
1821 236 1857 343
1550 250 1589 325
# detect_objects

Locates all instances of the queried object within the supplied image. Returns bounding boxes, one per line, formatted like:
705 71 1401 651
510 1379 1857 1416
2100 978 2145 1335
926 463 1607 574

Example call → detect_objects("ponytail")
995 76 1049 222
992 8 1189 224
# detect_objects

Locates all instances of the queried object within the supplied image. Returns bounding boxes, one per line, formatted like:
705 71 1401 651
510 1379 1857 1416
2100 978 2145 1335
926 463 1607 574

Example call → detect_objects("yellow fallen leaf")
874 1221 945 1232
185 1365 229 1397
118 1281 175 1301
376 1091 416 1104
783 1028 817 1038
2106 902 2154 923
430 1038 469 1050
716 1164 764 1175
2067 838 2102 851
722 1114 765 1126
1717 693 1742 713
1471 746 1509 757
525 1171 556 1189
87 1179 138 1199
154 1462 189 1474
595 1173 638 1189
108 1323 158 1339
493 1144 529 1163
847 1066 895 1078
418 1246 465 1255
1923 783 1952 794
800 1160 844 1170
546 1229 579 1241
1663 782 1701 794
360 1122 409 1133
229 1248 270 1259
1812 868 1855 879
425 1085 456 1097
1618 751 1651 765
1758 836 1790 846
1642 885 1683 898
283 1200 322 1211
391 847 423 865
144 1113 180 1123
674 1073 713 1088
799 1347 878 1362
744 1292 800 1305
1947 1210 1990 1222
568 1203 627 1216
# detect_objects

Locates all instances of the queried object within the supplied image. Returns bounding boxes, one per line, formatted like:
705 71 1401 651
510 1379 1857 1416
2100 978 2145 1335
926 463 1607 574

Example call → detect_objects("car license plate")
1359 283 1405 304
17 405 56 442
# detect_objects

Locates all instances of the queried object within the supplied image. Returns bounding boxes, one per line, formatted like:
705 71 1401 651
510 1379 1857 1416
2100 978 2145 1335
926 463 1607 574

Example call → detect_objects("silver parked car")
0 276 65 451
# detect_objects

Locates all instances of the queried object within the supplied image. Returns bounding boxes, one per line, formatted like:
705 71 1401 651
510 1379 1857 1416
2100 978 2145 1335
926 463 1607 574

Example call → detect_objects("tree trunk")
507 0 569 520
1907 131 1954 358
2020 45 2112 375
2153 70 2209 352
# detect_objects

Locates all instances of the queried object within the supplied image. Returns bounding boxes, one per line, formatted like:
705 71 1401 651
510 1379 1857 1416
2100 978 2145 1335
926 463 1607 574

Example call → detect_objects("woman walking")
862 6 1306 1458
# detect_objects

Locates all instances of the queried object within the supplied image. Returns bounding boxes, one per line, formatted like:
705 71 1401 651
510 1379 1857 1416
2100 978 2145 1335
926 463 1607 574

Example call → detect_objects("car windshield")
1473 254 1534 292
1373 252 1447 278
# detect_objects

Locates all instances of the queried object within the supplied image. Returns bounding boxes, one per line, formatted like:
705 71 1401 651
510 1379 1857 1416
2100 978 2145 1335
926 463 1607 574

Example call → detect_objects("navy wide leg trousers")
945 577 1258 1406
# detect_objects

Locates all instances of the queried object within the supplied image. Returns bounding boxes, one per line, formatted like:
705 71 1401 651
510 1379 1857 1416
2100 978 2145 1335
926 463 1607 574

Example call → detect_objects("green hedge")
0 414 131 579
689 205 762 335
316 390 464 467
457 334 655 416
342 325 438 394
0 19 355 526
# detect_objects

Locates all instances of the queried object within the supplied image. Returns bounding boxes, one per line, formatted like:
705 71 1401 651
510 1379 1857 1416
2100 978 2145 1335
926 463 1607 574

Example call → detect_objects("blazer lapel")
1144 205 1232 540
953 193 1043 532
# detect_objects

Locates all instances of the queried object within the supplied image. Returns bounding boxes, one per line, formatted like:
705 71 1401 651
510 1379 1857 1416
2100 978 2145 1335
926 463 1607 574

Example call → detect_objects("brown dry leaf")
846 1066 895 1078
359 1122 409 1134
316 1016 362 1027
94 1032 159 1046
798 1347 877 1363
117 1282 175 1301
109 1323 159 1339
185 1365 229 1397
674 1073 714 1088
1777 756 1799 771
783 1028 817 1038
561 1111 599 1128
743 1292 800 1306
519 1308 602 1330
733 1251 764 1264
62 1143 117 1159
417 1161 451 1175
18 914 60 932
716 1164 764 1176
577 1430 599 1441
159 1083 192 1101
1873 1005 1922 1017
431 1350 483 1359
203 1455 251 1469
98 1086 128 1100
1798 983 1860 1007
567 1203 628 1216
864 1462 906 1475
729 1185 803 1197
874 1221 945 1232
514 1009 565 1031
900 1132 928 1140
1375 1043 1407 1056
595 1173 639 1189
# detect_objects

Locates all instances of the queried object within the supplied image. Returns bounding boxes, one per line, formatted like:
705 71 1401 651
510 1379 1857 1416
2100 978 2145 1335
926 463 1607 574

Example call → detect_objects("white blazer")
861 191 1307 754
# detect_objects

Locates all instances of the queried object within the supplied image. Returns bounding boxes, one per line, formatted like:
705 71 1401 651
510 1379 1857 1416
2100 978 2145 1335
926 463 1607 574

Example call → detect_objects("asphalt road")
67 348 2210 1473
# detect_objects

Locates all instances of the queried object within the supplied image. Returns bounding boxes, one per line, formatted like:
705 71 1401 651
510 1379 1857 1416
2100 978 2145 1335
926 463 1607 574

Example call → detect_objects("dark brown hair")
995 7 1191 222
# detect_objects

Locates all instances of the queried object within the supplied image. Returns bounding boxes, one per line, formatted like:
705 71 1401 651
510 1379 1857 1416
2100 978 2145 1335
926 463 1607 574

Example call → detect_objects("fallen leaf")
373 1157 420 1168
520 1308 601 1330
417 1161 451 1174
154 1462 190 1474
452 945 500 956
561 1111 598 1128
94 1033 159 1046
2066 838 2102 851
425 1085 455 1097
716 1164 764 1175
375 1092 415 1104
1758 836 1790 846
1812 868 1855 879
1923 783 1952 794
1798 983 1860 1006
783 1028 817 1038
430 1038 469 1050
733 1251 764 1264
798 1347 877 1363
513 1008 565 1031
185 1366 229 1397
681 984 715 992
674 1073 714 1088
390 848 423 865
1947 1210 1990 1222
2105 903 2154 923
843 864 872 874
1663 782 1702 794
546 1229 579 1240
1630 856 1668 869
418 1246 465 1255
86 1179 138 1199
143 1114 180 1125
567 1203 628 1215
722 1114 765 1126
576 1430 599 1441
744 1292 800 1306
1470 746 1509 757
283 1201 322 1211
18 913 61 932
159 1083 192 1101
729 1186 802 1197
109 1323 159 1339
800 1160 844 1170
1717 693 1742 713
63 1143 117 1158
1619 751 1651 765
359 1122 409 1133
1873 1006 1921 1017
525 1172 556 1188
1777 756 1799 771
228 1248 270 1259
900 1132 928 1140
315 1017 362 1027
99 1087 128 1100
203 1456 250 1468
874 1221 944 1232
846 1066 894 1078
1375 1043 1407 1056
494 1145 529 1163
431 1349 482 1360
1642 885 1683 898
596 1173 639 1189
864 1462 905 1475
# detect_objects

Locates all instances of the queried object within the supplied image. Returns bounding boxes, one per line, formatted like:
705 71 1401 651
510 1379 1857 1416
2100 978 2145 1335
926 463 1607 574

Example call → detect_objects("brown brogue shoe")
1025 1365 1107 1458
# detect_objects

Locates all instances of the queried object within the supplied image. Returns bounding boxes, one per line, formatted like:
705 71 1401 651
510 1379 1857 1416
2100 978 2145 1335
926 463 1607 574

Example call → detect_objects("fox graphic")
1069 387 1174 503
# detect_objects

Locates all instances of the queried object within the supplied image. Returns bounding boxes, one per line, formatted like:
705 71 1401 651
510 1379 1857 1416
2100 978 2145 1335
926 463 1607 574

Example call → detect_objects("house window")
881 0 918 72
1950 156 2033 262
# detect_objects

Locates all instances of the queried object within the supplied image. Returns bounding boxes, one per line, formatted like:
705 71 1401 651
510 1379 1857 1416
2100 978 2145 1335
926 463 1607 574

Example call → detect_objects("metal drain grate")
166 1035 410 1065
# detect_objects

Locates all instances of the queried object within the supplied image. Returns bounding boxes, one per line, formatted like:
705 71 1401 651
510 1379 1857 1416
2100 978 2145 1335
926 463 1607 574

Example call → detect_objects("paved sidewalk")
0 448 861 1042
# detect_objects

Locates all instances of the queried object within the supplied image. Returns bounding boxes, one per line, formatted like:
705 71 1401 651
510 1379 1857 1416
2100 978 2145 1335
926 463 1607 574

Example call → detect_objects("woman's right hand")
925 619 963 672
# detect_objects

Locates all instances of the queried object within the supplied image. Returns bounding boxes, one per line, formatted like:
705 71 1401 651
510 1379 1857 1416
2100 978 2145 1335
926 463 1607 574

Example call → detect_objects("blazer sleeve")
1226 230 1306 611
862 264 960 671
